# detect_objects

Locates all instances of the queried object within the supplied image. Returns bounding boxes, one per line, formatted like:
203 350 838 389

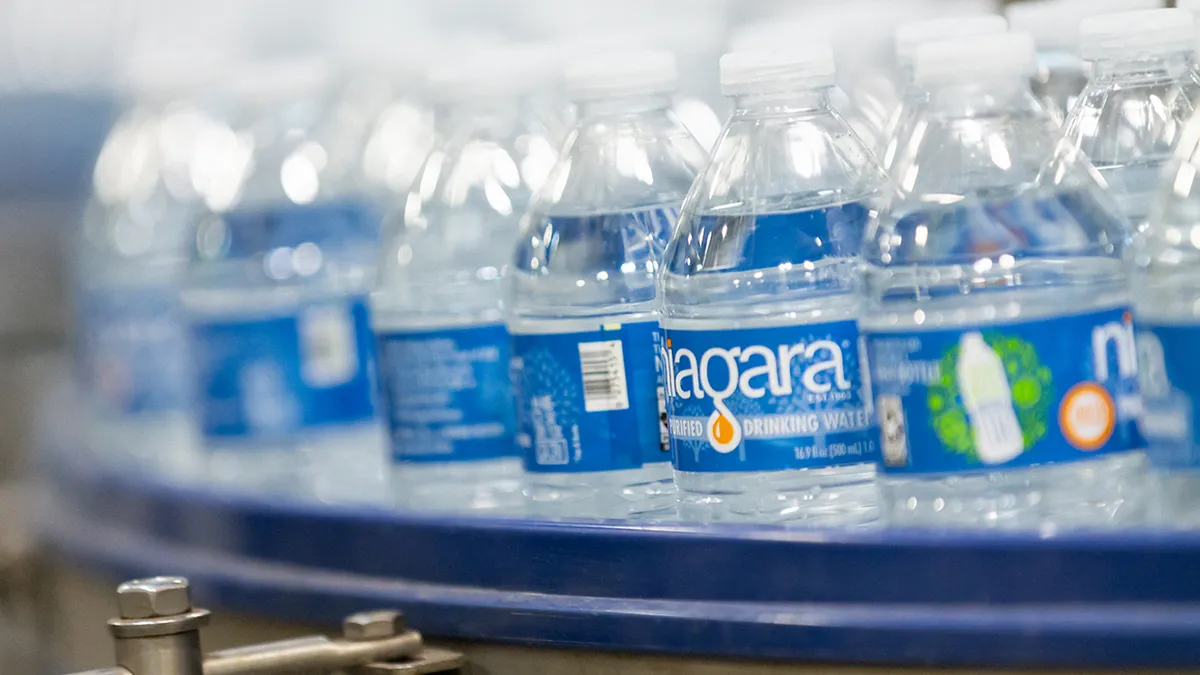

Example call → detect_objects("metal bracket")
61 577 464 675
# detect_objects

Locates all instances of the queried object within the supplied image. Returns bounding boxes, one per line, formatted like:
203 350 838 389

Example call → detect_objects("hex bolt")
116 577 192 619
343 610 406 642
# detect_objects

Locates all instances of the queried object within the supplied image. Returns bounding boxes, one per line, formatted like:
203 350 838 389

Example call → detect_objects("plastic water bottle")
181 58 388 503
509 50 708 520
75 52 225 479
860 32 1147 529
373 44 567 514
1005 0 1090 126
660 45 886 525
880 14 1008 173
1062 7 1200 230
1134 102 1200 526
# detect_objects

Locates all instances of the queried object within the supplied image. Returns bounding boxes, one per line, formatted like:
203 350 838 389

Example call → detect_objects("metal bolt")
116 577 192 619
343 610 406 641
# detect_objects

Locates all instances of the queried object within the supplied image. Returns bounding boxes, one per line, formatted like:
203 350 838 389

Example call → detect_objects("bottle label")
80 287 188 416
663 320 878 472
512 320 667 473
1136 323 1200 469
376 323 515 463
189 296 377 442
864 307 1141 474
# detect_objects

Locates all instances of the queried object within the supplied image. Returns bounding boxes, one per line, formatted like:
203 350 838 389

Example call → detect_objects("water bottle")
660 45 886 525
182 58 388 503
1062 7 1200 230
1134 103 1200 526
880 14 1008 173
75 53 225 479
373 44 568 514
860 32 1146 529
509 50 708 520
1005 0 1092 126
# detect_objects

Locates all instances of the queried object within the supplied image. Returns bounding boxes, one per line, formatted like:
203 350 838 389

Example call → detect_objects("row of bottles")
73 5 1200 529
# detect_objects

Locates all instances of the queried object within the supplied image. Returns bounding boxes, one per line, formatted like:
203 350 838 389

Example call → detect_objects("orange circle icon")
1058 382 1115 451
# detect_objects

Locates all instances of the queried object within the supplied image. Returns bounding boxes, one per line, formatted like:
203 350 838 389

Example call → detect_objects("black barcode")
578 339 629 412
656 386 669 452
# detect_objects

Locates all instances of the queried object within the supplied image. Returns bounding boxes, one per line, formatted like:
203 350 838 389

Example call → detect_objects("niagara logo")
663 338 851 454
1092 315 1139 418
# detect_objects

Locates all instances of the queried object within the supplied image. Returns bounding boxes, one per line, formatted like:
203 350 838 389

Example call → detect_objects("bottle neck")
1089 51 1193 81
574 93 674 119
730 87 834 116
924 76 1035 115
436 95 523 133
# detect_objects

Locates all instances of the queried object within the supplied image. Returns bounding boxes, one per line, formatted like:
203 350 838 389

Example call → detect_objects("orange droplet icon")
711 413 736 445
705 404 742 454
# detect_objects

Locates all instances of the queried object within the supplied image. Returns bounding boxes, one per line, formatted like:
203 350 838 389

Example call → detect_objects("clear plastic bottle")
1134 99 1200 526
860 32 1146 529
509 50 708 520
1005 0 1090 126
75 52 226 480
372 44 568 514
181 58 388 503
880 14 1008 174
660 45 886 526
1062 7 1200 230
1006 0 1169 126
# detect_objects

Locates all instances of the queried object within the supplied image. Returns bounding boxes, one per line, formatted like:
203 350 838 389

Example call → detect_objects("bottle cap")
1006 0 1164 52
429 42 562 102
225 56 333 103
914 31 1037 87
894 15 1009 69
564 49 677 101
119 48 232 98
719 45 836 96
1080 8 1196 62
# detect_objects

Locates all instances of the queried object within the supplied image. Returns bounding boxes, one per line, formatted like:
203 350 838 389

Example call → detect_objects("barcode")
578 339 629 412
657 386 669 452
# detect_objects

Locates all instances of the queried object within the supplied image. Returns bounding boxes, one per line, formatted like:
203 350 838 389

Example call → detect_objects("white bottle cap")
428 42 561 102
894 15 1009 70
1007 0 1165 52
119 48 232 98
225 56 333 103
1079 8 1196 62
719 45 836 96
914 31 1037 87
564 49 677 101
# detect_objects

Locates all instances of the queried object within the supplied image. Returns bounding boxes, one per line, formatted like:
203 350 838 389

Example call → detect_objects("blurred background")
0 0 1167 670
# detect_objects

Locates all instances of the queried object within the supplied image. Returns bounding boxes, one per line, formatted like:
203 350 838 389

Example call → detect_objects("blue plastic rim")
38 457 1200 668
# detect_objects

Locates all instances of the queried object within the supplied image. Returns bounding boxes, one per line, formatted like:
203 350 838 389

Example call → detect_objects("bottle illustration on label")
241 361 300 434
957 332 1024 465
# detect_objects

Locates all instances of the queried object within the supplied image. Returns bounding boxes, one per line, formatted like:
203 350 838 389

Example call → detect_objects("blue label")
664 321 877 472
189 296 377 442
513 320 667 473
377 323 515 462
865 307 1141 474
1137 323 1200 469
208 200 381 260
79 287 189 416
